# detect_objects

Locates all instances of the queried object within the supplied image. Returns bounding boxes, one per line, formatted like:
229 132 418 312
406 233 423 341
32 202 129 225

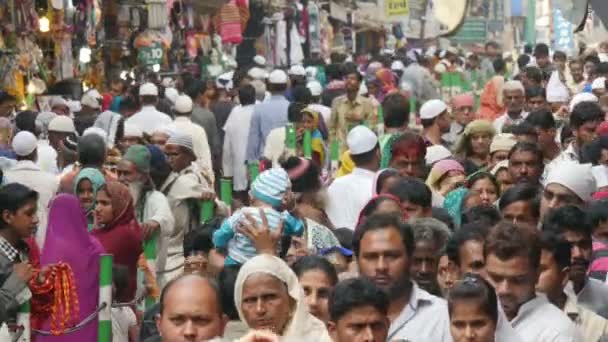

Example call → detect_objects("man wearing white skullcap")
121 123 145 152
540 161 596 220
172 95 213 186
326 126 380 230
49 96 71 116
494 80 528 133
4 131 58 247
160 130 209 282
420 99 451 146
74 89 103 136
125 82 172 135
592 77 607 98
306 80 331 125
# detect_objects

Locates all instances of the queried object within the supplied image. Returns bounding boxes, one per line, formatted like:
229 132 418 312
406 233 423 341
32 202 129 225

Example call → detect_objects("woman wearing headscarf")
374 68 398 102
92 181 143 301
426 159 466 206
33 194 104 341
74 167 106 230
234 254 333 342
453 119 496 175
285 219 341 266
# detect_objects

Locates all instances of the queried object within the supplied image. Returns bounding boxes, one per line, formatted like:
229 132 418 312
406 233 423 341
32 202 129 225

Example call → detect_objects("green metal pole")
143 236 157 308
303 130 312 159
409 96 417 127
200 200 214 223
98 254 113 342
377 104 384 136
330 140 340 177
17 300 30 341
220 178 232 207
248 161 260 182
524 0 536 46
285 123 297 157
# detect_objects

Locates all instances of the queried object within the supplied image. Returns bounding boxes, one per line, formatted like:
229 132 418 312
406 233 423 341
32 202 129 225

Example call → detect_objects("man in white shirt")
172 95 214 186
485 222 579 341
494 80 529 133
125 83 173 135
4 131 59 248
355 214 452 341
326 125 379 230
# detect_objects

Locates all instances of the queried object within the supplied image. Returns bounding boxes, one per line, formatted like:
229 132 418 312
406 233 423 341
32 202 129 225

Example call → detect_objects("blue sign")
553 9 575 54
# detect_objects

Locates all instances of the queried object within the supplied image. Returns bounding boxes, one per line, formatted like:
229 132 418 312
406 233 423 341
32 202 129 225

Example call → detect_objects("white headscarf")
234 254 332 342
545 161 596 202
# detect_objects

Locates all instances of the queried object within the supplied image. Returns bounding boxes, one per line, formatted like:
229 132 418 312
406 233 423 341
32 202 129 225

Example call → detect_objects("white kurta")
173 116 214 186
4 160 59 248
326 168 375 230
223 104 255 191
493 111 529 133
125 105 173 135
510 294 581 342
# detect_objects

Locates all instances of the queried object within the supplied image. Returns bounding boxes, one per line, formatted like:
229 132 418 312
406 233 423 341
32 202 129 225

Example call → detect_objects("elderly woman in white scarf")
234 254 333 342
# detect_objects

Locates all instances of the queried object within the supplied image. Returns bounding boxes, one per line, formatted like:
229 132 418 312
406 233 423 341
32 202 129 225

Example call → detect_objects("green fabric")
443 187 469 228
124 144 151 173
380 133 400 169
74 167 106 213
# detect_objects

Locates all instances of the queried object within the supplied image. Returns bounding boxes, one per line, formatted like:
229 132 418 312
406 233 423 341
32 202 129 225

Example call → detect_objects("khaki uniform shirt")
329 94 376 153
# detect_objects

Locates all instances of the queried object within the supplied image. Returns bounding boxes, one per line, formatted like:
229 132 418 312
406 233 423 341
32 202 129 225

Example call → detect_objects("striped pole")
16 301 30 342
409 96 417 127
285 123 297 157
200 200 214 223
98 254 113 342
143 236 157 308
220 178 232 208
440 72 451 103
376 105 384 136
303 130 312 159
248 161 260 182
330 140 339 178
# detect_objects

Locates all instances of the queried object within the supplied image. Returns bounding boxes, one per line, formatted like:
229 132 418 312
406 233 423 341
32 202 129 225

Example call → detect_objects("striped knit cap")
251 168 291 208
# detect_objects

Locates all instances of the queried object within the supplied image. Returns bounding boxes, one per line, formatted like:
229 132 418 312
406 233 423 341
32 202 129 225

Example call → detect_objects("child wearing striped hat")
212 168 304 265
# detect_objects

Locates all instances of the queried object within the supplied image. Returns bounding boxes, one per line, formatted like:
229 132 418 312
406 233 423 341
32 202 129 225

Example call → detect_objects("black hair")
448 273 498 323
343 62 362 82
0 183 38 229
485 221 542 270
328 277 389 322
183 218 222 257
0 91 16 104
388 177 432 208
382 93 410 128
510 122 538 139
534 43 550 57
15 111 38 135
542 205 592 238
526 109 556 130
508 142 543 165
517 54 531 69
354 213 415 258
219 265 241 320
359 195 402 224
493 59 506 74
375 168 400 194
525 86 546 100
287 102 307 123
561 124 574 146
112 265 130 300
485 41 499 50
524 66 543 85
326 63 343 81
467 172 500 197
280 157 321 193
498 183 540 215
140 95 157 106
159 275 222 315
553 51 567 61
446 223 488 266
432 207 455 231
570 102 604 129
185 79 205 99
77 134 107 167
461 205 502 228
585 55 601 66
350 144 379 166
540 231 571 270
597 62 608 76
333 228 354 251
119 97 139 113
292 255 339 285
586 200 608 230
238 85 256 106
292 85 312 105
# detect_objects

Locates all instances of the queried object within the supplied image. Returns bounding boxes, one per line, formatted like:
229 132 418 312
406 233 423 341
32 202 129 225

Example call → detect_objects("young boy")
212 168 304 265
0 183 38 325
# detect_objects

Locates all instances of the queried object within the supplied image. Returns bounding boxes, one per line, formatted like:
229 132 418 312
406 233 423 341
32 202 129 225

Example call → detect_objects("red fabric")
593 191 608 200
91 182 142 302
101 93 113 112
597 121 608 136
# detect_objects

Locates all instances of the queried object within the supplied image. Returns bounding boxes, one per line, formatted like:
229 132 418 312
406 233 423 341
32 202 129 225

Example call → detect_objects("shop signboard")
138 42 164 67
386 0 409 17
450 19 487 43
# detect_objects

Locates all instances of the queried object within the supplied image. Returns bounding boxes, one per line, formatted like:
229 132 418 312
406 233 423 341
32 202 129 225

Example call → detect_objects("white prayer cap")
253 55 266 65
36 111 57 132
81 90 102 109
83 127 108 144
545 161 596 203
166 131 194 153
420 99 448 120
268 70 288 84
12 131 37 157
306 81 323 97
503 80 525 93
49 96 68 108
381 48 395 56
347 126 378 155
124 124 143 138
447 46 459 55
546 71 570 103
165 87 179 104
426 46 437 57
599 53 608 63
153 124 177 137
358 83 368 96
305 66 318 79
592 77 606 90
248 67 268 80
139 82 159 96
490 133 517 154
425 145 452 166
391 60 405 71
174 95 193 114
288 65 306 77
569 92 598 112
161 77 175 88
66 100 81 113
48 116 75 133
592 165 608 189
490 159 510 176
216 71 234 90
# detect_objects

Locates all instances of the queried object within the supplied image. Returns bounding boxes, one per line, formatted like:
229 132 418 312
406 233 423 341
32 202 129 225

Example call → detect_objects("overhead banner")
386 0 410 17
553 8 575 54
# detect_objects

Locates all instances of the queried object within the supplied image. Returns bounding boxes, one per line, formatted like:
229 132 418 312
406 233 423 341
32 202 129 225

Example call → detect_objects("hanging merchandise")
202 48 225 79
134 30 170 69
214 0 249 45
147 0 168 29
308 1 321 55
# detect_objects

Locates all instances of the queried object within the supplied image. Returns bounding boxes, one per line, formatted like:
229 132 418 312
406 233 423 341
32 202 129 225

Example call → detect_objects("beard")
128 181 144 205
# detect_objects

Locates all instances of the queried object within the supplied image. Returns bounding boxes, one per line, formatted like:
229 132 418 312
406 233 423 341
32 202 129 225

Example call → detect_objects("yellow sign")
386 0 409 17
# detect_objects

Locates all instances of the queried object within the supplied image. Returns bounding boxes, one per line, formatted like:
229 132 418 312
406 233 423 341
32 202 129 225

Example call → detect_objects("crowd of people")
2 40 608 341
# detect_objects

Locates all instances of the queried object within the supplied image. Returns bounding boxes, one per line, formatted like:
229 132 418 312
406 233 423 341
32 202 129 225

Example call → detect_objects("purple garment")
38 194 104 342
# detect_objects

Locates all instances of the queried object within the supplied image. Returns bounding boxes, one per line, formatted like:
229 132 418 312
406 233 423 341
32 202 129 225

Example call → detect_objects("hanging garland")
29 262 80 336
